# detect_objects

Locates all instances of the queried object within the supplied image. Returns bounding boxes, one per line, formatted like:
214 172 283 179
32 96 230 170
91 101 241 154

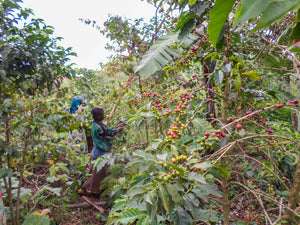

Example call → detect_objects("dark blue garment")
91 146 105 159
70 97 83 114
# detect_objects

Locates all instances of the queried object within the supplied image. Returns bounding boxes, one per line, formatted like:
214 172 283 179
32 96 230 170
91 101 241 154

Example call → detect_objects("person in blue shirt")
67 96 88 154
70 96 84 114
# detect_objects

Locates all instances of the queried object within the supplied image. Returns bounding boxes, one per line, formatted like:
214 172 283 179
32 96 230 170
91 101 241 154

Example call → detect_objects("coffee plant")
1 0 300 224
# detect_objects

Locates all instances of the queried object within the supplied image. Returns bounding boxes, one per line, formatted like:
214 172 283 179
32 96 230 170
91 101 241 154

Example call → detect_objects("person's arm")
116 123 127 132
106 124 126 138
105 127 118 141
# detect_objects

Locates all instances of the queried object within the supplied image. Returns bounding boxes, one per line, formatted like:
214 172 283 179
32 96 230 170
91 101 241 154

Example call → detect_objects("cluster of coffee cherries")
166 120 186 140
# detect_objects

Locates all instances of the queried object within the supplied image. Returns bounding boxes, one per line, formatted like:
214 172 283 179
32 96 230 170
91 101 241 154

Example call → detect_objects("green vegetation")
1 0 300 224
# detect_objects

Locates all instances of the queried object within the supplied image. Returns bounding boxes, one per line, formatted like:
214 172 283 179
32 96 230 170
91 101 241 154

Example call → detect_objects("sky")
21 0 156 70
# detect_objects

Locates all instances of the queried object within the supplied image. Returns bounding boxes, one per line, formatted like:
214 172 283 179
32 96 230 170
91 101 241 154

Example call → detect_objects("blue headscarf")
70 97 83 114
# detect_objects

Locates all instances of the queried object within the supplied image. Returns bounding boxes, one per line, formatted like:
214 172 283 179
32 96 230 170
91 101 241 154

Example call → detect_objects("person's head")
91 107 104 121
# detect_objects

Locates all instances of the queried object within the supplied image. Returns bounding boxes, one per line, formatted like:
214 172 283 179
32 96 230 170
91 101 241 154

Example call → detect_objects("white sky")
21 0 156 70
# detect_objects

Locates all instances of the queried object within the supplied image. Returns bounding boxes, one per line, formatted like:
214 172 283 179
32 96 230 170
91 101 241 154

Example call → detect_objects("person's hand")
117 123 127 128
117 126 124 132
117 123 127 132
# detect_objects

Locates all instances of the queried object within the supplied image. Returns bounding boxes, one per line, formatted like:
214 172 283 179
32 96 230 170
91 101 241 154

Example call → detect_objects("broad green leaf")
166 183 181 204
290 9 300 42
199 183 222 197
262 53 281 68
137 161 155 175
22 214 50 225
146 195 158 222
180 135 193 145
214 70 224 85
130 174 152 187
0 168 12 178
171 207 193 225
127 116 139 122
190 208 218 222
290 22 300 42
208 0 236 47
0 138 6 149
158 186 170 212
134 150 155 161
215 164 231 178
191 1 210 17
222 63 231 73
189 0 197 6
45 187 61 196
192 161 212 171
233 0 272 26
170 144 179 157
5 145 19 158
184 193 200 207
178 18 195 40
234 74 241 90
126 186 148 196
12 187 32 198
126 158 146 168
191 189 208 202
192 118 214 135
175 11 195 32
156 153 168 161
145 139 163 151
145 192 153 204
243 70 260 81
254 0 300 32
186 172 207 184
94 158 108 172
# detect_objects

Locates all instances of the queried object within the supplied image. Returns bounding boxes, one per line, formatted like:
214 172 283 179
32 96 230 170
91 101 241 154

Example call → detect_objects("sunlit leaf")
243 70 260 81
254 0 300 32
233 0 272 27
234 74 241 90
189 0 197 6
208 0 236 47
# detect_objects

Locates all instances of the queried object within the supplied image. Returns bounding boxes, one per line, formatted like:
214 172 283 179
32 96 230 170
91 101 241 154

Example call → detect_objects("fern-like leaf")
117 208 147 224
136 215 150 225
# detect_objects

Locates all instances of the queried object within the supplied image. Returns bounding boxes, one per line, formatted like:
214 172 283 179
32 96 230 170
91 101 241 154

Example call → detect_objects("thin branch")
239 67 295 73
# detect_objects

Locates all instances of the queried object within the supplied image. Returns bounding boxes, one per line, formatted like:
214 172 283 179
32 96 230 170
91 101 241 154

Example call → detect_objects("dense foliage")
1 0 300 224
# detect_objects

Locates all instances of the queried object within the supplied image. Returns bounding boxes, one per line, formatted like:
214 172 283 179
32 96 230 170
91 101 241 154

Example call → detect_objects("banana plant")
134 31 198 78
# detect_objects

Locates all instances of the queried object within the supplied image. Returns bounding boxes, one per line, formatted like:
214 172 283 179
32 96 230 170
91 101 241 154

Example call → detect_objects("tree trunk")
284 153 300 222
202 58 216 121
